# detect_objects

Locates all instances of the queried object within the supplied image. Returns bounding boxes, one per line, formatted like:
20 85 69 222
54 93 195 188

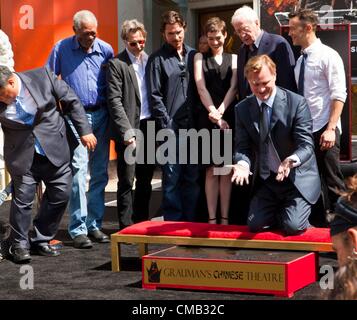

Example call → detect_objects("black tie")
259 102 270 180
297 53 307 96
244 44 258 97
247 43 257 61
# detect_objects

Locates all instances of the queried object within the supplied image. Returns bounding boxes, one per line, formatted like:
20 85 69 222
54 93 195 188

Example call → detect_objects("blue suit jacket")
237 31 297 101
234 87 321 204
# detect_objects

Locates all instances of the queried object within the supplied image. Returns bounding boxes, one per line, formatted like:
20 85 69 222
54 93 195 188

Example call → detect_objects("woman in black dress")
194 17 238 224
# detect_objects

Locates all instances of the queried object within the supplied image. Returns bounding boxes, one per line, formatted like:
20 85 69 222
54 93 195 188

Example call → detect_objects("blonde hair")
244 54 276 79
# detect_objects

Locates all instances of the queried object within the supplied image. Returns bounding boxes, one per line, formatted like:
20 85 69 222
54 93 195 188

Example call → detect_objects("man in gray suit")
107 19 155 229
231 55 320 235
0 66 96 263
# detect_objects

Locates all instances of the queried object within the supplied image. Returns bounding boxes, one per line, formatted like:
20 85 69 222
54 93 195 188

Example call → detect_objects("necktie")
15 97 34 125
259 102 270 180
247 43 257 61
297 53 308 96
244 44 258 97
15 97 46 156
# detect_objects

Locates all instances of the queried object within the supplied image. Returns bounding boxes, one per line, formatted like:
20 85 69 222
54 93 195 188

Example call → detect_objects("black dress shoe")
73 235 93 249
9 246 31 264
32 244 60 257
88 230 110 243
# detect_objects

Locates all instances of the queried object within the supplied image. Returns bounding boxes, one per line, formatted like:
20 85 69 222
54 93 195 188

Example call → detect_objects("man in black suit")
107 19 155 229
231 5 297 101
0 66 96 263
231 55 320 235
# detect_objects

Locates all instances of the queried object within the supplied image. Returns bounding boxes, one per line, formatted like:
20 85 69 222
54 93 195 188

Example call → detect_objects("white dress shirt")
237 87 301 170
126 48 151 120
294 38 347 133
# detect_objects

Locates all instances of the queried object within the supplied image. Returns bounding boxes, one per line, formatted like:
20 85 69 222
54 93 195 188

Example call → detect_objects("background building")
0 0 355 188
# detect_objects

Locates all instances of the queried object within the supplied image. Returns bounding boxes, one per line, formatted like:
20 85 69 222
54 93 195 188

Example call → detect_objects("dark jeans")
160 135 200 221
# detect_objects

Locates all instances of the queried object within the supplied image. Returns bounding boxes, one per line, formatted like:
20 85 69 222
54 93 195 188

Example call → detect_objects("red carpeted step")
118 221 331 243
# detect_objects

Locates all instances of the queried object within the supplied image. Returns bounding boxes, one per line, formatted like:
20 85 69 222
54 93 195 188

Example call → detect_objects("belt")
84 104 101 112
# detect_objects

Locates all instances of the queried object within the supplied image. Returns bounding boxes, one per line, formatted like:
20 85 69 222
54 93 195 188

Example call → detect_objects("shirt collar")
14 74 24 100
71 36 102 54
125 48 148 64
302 38 321 55
163 42 187 57
254 30 264 49
256 86 277 108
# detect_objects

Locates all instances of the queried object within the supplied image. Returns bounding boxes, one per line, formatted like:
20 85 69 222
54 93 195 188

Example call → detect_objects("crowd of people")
0 4 355 299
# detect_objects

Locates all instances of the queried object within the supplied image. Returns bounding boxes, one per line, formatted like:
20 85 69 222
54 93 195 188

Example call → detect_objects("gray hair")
231 5 259 26
73 10 98 31
0 65 13 88
121 19 147 41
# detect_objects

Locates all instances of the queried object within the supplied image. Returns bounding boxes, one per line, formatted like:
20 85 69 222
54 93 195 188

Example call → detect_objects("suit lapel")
257 31 269 55
248 96 260 134
121 51 141 102
270 87 287 131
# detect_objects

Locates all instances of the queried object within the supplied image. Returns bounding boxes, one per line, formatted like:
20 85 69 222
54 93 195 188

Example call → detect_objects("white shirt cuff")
237 160 250 169
287 154 301 167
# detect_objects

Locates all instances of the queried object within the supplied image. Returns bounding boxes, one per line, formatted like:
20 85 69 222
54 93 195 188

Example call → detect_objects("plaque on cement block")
142 246 318 297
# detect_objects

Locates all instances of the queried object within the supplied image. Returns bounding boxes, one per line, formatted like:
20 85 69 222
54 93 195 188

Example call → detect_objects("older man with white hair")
47 10 114 249
231 5 297 101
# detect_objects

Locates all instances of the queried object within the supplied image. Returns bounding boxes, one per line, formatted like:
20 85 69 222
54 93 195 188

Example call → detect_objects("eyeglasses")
128 40 145 47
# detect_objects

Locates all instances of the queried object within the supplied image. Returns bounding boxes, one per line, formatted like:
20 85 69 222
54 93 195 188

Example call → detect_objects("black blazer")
106 50 141 144
237 31 297 101
234 87 321 204
0 67 92 176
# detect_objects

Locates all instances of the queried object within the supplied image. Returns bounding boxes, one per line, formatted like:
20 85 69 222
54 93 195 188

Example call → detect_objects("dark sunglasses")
128 40 145 47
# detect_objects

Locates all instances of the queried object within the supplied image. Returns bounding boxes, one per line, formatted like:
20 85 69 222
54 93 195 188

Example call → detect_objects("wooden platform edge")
110 233 333 272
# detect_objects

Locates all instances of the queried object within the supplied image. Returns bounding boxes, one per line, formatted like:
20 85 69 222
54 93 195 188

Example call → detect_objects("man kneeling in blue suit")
231 55 321 235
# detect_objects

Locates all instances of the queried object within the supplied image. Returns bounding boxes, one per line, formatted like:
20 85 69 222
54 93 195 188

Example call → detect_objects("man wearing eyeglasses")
47 10 114 249
146 11 200 222
231 5 297 101
107 20 155 229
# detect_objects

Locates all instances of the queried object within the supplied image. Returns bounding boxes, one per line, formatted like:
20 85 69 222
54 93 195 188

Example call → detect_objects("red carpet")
118 221 331 243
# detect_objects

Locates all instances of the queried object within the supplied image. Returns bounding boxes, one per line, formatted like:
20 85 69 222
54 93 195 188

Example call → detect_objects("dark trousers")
115 119 155 229
9 153 72 249
311 126 346 225
248 174 311 235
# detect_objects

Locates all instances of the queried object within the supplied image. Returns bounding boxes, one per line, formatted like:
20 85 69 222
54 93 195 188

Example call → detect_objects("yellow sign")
144 258 285 291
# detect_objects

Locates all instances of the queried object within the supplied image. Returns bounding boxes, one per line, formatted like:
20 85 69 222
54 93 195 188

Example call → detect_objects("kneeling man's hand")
231 164 252 186
276 158 296 182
